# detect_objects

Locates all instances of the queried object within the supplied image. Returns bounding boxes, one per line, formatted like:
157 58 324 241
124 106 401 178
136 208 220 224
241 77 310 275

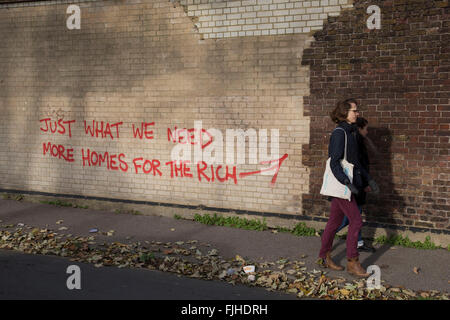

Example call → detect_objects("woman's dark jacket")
328 121 371 204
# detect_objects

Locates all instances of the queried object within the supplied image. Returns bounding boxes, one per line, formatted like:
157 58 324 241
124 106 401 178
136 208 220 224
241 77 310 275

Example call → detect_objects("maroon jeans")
319 196 362 259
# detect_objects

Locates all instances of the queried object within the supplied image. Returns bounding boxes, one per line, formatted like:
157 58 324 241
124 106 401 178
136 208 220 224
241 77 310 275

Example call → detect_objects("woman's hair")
330 99 357 124
356 117 368 129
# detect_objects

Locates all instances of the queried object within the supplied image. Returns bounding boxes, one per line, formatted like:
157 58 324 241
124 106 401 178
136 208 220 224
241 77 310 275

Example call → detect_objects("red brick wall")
301 0 449 232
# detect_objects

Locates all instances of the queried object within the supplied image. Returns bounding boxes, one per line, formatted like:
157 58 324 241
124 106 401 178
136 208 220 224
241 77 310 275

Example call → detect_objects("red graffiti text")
81 148 128 172
167 127 213 149
165 161 193 178
132 122 155 140
40 118 75 138
84 120 123 139
42 142 75 162
132 157 162 176
197 161 238 184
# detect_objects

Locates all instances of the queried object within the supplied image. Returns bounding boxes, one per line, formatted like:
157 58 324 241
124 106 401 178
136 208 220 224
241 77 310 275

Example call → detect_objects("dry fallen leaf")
340 288 350 296
208 249 218 256
403 289 416 297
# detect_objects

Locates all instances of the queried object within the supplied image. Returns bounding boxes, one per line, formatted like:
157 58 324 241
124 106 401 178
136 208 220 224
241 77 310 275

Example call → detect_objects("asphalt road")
0 249 296 300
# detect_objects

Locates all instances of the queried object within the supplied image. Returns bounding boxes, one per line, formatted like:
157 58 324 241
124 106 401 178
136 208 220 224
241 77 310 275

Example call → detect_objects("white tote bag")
320 128 354 201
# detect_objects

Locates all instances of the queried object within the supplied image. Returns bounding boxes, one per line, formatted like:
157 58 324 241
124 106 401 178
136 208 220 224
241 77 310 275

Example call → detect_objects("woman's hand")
344 180 359 195
368 180 380 194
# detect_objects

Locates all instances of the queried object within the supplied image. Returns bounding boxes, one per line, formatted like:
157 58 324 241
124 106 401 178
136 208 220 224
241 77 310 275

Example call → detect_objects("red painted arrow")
238 153 288 186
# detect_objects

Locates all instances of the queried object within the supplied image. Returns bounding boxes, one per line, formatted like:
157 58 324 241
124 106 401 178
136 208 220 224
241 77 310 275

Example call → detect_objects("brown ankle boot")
347 257 370 278
323 252 344 271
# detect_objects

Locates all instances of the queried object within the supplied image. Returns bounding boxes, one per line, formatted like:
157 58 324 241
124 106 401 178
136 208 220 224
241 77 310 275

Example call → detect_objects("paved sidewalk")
0 199 449 294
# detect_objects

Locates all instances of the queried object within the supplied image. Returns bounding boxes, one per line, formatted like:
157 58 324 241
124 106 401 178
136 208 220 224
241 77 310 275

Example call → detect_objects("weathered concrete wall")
0 0 334 215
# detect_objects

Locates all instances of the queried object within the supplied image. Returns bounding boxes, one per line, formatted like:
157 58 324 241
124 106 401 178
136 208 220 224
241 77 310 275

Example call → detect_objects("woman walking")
317 99 379 278
334 116 379 253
